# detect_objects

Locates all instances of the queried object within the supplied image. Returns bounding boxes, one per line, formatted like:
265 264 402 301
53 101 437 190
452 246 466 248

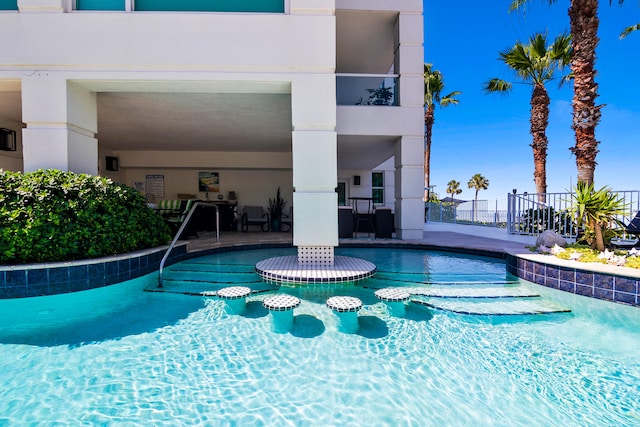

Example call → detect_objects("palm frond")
620 23 640 39
484 78 512 94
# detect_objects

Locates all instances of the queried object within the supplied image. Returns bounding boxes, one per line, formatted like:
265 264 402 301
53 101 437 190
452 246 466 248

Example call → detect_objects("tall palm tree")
510 0 626 185
424 64 461 201
446 179 462 202
484 33 572 203
467 173 490 221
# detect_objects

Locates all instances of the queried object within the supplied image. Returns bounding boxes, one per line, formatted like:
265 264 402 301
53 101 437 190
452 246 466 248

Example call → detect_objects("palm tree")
568 182 627 251
424 64 461 201
468 173 489 221
510 0 626 185
484 33 572 203
446 180 462 202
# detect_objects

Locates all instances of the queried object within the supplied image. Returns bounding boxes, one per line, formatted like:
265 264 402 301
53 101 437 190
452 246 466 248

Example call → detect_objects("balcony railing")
336 74 399 106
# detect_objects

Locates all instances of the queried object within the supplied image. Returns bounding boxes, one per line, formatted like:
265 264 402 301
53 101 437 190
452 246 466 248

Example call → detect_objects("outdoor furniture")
241 206 269 232
349 197 375 237
156 199 194 235
217 286 252 315
262 294 301 333
375 288 411 317
326 296 362 333
280 206 293 232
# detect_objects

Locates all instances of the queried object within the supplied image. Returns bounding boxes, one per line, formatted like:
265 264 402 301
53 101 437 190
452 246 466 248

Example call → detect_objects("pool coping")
0 240 638 307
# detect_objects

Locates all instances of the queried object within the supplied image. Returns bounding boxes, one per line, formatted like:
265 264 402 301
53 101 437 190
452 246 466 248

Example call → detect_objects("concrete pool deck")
185 221 537 256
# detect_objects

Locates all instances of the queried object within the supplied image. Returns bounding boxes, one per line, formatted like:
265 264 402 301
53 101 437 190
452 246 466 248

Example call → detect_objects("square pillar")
291 74 337 262
394 136 424 240
22 75 98 174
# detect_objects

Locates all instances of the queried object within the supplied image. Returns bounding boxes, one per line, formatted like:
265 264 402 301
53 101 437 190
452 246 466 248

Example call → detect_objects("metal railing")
158 202 219 287
336 73 399 106
426 190 640 237
425 200 508 228
507 190 640 237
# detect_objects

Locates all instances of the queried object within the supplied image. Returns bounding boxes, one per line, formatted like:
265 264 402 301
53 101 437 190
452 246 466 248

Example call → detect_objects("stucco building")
0 0 424 262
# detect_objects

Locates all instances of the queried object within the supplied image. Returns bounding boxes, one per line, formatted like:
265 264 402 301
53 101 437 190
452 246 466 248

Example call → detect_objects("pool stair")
144 262 276 296
366 272 571 316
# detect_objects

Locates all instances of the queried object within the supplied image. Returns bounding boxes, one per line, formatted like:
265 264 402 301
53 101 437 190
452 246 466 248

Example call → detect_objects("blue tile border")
506 254 639 307
0 244 192 299
2 238 638 308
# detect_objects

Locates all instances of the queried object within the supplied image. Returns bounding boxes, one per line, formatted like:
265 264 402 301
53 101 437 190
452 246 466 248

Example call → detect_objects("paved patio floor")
183 221 538 256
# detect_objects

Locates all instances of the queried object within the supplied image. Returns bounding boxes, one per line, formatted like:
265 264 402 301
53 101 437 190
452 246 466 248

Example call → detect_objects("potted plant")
268 187 287 232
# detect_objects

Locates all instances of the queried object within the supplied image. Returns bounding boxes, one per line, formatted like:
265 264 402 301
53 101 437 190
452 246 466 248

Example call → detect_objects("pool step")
150 262 271 295
373 272 516 286
413 298 571 316
411 286 540 299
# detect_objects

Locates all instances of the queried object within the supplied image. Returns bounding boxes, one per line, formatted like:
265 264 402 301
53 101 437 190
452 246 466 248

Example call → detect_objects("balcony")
336 74 399 106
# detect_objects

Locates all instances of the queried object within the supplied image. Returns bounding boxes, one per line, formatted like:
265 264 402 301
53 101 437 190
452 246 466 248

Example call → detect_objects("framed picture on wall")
198 171 219 192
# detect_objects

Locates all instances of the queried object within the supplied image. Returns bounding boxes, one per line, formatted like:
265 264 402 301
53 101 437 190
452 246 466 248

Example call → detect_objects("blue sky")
423 0 640 208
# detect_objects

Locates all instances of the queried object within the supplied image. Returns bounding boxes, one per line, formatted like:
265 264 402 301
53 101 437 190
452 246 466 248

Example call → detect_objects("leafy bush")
0 169 171 264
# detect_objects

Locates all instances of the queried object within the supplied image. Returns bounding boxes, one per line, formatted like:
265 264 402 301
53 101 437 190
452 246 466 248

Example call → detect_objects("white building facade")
0 0 425 260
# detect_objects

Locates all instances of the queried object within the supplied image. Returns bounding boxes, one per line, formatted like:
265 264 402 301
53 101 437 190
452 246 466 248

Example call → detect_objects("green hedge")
0 169 171 264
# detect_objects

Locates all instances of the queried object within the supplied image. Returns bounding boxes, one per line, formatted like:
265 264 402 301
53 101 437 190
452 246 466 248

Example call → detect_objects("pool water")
0 248 639 426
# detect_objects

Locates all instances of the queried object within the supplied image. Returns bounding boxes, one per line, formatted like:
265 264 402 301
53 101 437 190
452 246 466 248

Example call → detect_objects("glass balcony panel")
0 0 17 10
336 75 399 106
76 0 124 10
134 0 284 12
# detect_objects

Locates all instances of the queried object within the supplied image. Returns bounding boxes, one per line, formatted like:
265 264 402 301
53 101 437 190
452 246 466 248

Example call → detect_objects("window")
372 172 384 205
76 0 125 10
0 128 16 152
0 0 17 10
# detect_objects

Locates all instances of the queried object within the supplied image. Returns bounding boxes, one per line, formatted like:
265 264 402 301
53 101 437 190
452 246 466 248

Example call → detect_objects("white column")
291 75 338 263
22 74 98 175
393 10 424 240
394 136 424 240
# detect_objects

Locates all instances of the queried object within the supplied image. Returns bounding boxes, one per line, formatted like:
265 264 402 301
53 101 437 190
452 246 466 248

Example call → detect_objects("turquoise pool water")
0 248 638 426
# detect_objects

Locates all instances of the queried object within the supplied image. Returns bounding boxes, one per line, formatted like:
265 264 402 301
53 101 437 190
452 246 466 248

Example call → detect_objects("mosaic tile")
576 271 594 287
614 276 637 293
575 284 594 297
614 291 636 305
593 274 613 290
594 287 613 301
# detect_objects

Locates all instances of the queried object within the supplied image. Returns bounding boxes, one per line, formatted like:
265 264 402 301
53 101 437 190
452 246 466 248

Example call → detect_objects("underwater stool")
262 295 301 333
374 288 411 317
217 286 252 315
326 296 362 334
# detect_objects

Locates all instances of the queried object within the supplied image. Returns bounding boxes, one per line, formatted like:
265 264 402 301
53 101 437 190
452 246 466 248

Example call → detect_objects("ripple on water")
0 248 638 426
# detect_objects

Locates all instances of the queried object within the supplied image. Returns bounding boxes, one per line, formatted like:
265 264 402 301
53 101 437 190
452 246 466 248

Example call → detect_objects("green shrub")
0 169 171 264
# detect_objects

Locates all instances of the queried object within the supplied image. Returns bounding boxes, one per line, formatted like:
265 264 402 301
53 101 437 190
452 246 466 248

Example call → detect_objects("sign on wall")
146 174 165 199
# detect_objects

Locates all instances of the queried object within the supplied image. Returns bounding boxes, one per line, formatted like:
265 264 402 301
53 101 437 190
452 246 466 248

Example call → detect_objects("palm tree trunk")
424 106 435 201
530 84 550 204
568 0 602 185
593 221 605 252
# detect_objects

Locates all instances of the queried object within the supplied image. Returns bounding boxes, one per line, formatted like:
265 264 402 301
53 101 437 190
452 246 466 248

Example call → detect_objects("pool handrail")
158 202 219 287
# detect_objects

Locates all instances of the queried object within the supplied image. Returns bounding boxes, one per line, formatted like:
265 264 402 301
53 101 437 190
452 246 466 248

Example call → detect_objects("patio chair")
625 211 640 236
156 199 194 235
241 206 270 232
281 206 293 232
611 211 640 248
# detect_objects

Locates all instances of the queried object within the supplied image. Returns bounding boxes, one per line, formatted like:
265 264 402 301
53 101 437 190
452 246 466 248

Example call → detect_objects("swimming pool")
1 247 638 425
